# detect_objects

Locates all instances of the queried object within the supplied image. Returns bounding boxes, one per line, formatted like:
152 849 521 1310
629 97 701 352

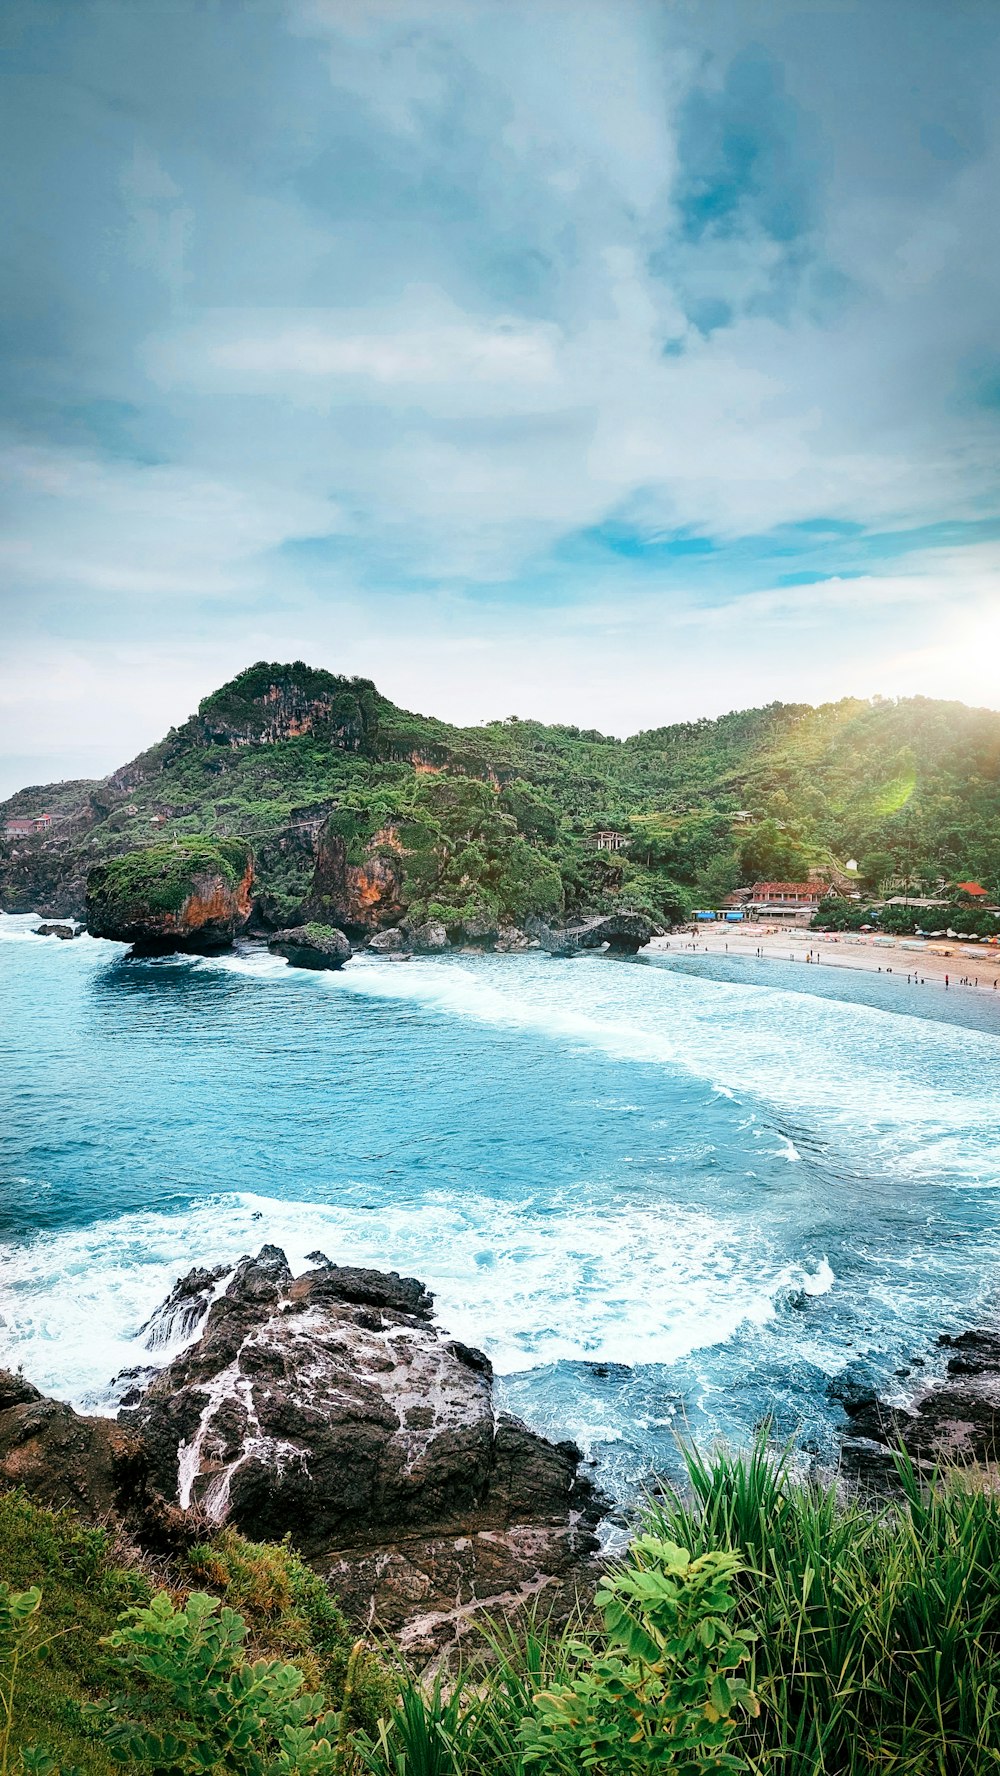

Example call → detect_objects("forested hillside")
2 661 999 927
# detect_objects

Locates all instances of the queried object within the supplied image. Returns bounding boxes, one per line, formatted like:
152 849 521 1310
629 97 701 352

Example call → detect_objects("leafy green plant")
358 1669 482 1776
185 1528 390 1726
0 1584 81 1776
86 1591 364 1775
521 1535 755 1774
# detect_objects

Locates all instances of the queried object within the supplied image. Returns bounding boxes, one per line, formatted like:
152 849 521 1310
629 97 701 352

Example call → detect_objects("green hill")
2 662 999 928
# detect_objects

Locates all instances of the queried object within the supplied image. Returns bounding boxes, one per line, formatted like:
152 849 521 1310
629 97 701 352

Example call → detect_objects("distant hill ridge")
3 660 999 927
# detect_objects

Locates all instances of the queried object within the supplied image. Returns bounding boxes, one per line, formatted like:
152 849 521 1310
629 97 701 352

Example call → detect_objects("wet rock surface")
120 1246 605 1647
267 924 352 970
33 922 80 939
838 1328 1000 1488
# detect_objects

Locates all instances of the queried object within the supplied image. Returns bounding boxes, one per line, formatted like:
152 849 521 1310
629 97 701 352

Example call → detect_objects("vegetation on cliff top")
4 661 1000 923
86 839 252 920
5 1442 1000 1775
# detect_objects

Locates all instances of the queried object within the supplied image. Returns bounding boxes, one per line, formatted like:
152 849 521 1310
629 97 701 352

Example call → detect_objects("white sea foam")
0 1186 834 1411
310 954 1000 1179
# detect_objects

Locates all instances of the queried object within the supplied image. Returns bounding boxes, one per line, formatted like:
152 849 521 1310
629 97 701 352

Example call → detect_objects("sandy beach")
655 924 1000 994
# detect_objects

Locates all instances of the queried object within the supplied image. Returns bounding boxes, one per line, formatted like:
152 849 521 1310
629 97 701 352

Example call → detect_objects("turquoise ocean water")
3 913 1000 1499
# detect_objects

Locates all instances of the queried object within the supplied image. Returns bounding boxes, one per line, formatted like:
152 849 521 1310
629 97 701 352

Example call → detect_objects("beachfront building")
747 880 828 919
4 813 52 838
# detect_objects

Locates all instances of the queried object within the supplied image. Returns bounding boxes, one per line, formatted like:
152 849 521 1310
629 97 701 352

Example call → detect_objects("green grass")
0 1492 151 1773
358 1444 1000 1776
6 1447 1000 1773
0 1495 387 1773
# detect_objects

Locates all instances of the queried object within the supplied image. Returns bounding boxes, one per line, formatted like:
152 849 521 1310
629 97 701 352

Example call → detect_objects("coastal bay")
4 913 1000 1505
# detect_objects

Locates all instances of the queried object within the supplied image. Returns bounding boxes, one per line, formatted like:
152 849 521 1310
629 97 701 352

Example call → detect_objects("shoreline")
654 925 1000 995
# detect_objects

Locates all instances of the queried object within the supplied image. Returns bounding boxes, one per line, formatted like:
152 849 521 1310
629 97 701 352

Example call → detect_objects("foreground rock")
87 839 254 953
268 923 352 970
0 1369 145 1518
125 1246 605 1652
839 1329 1000 1488
537 910 664 956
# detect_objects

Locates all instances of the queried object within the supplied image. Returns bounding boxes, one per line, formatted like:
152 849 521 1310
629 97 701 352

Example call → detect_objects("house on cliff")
4 813 52 838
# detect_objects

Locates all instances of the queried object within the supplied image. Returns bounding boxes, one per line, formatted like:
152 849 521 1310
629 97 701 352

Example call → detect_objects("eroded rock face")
267 925 352 970
123 1247 605 1646
304 822 406 935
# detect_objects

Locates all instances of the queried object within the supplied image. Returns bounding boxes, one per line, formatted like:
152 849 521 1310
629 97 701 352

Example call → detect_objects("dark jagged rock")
268 924 352 970
123 1246 606 1651
107 1365 161 1410
33 922 80 939
137 1262 232 1350
0 1369 42 1412
537 911 663 956
87 839 254 953
0 1369 145 1518
838 1328 1000 1488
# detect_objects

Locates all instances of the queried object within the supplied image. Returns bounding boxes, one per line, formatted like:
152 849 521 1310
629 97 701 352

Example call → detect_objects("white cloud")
2 0 999 791
0 444 344 599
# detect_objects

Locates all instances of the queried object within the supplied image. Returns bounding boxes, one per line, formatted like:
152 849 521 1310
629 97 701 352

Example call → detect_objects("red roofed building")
4 813 52 838
956 881 987 897
748 880 829 918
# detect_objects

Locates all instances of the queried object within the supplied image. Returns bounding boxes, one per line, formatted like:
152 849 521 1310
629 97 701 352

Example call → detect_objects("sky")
2 0 1000 796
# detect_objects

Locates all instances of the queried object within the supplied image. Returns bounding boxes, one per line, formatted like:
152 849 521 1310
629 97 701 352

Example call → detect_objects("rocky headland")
0 1247 605 1657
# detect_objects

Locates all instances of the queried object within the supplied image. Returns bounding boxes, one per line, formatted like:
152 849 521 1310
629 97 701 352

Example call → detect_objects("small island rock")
87 839 253 954
268 923 352 969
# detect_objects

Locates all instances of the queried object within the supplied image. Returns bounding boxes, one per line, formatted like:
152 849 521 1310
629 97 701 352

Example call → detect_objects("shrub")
185 1531 389 1727
520 1536 755 1774
84 1590 360 1774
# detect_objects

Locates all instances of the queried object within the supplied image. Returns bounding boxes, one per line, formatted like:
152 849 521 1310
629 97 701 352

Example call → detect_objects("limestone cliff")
303 819 406 934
